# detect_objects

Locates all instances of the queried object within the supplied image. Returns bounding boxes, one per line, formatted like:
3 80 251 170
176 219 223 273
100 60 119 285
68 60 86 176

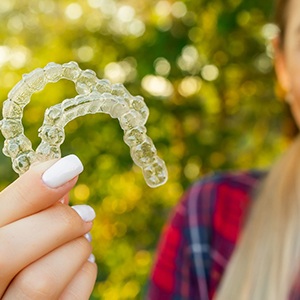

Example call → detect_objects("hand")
0 155 97 299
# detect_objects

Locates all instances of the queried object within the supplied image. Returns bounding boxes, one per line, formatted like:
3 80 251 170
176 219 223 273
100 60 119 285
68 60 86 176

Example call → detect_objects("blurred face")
275 0 300 126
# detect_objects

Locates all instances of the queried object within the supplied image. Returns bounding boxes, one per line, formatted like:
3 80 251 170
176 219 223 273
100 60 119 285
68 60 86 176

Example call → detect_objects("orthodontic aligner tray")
0 61 168 188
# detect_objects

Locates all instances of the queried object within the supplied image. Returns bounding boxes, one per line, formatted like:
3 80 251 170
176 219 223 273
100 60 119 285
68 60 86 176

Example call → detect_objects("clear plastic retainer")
0 62 168 188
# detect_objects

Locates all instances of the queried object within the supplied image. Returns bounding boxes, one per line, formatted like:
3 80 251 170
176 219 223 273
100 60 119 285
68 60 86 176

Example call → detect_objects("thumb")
0 154 83 227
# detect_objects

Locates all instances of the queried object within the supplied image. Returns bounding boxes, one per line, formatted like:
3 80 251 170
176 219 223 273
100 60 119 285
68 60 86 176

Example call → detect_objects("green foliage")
0 0 293 299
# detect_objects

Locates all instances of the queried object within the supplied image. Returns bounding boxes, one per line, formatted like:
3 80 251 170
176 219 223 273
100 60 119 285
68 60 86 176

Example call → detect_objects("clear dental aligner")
0 61 168 188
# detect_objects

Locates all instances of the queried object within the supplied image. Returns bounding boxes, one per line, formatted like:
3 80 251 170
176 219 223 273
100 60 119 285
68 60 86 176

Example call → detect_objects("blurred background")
0 0 295 299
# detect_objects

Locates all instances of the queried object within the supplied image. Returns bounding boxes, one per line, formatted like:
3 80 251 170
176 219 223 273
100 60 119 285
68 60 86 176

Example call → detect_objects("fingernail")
88 253 95 263
84 232 92 242
72 205 96 222
42 155 83 188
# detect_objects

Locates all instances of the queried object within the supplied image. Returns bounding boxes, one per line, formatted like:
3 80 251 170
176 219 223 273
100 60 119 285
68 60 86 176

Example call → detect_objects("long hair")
215 0 299 299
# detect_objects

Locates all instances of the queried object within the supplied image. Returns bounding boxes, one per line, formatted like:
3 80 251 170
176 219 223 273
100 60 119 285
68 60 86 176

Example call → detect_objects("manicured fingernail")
88 253 95 263
84 232 92 242
42 155 83 188
72 205 96 222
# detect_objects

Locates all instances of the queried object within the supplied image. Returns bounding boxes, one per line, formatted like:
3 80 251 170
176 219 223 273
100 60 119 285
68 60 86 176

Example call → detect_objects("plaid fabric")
147 171 265 300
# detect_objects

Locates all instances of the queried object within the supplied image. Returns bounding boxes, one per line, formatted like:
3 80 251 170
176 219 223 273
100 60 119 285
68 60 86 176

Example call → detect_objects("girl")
148 0 300 299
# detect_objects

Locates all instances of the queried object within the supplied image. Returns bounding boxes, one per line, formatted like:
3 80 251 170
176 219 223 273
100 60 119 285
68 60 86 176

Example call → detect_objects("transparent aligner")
111 83 133 105
119 110 143 131
2 99 23 119
3 134 32 158
12 150 36 175
62 98 77 111
123 125 147 147
61 95 93 121
100 93 118 115
44 104 64 126
86 92 105 114
60 98 78 124
62 61 81 81
8 80 32 107
36 141 61 160
110 97 130 119
1 61 168 187
38 124 65 146
100 93 130 118
76 69 97 95
111 83 126 96
0 119 23 139
65 92 103 116
131 96 149 123
111 84 149 122
75 94 93 106
23 68 47 93
55 94 100 126
130 137 157 167
142 157 168 188
74 103 90 118
94 79 112 93
44 62 63 82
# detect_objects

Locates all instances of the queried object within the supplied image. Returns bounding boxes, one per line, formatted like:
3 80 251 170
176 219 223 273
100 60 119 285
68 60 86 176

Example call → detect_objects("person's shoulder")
190 170 266 242
195 169 265 189
179 170 266 229
184 169 266 204
171 170 266 233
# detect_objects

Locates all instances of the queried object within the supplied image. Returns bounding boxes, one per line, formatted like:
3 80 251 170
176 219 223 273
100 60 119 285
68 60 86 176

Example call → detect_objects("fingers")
3 237 96 300
0 154 97 298
59 261 97 300
0 155 83 227
0 203 96 297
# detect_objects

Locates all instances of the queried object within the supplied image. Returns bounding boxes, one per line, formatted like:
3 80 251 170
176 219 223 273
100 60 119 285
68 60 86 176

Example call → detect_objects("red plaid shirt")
147 171 265 300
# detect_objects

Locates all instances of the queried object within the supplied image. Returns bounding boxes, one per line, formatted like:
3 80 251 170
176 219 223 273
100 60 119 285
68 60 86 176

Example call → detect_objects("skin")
274 0 300 125
0 160 97 299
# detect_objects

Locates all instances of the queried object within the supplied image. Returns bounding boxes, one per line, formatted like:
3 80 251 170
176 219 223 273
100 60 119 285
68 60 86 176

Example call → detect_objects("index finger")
0 155 83 227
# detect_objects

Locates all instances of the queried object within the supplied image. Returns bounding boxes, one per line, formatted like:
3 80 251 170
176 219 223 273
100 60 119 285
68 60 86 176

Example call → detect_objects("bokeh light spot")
178 76 202 97
117 5 135 23
128 19 145 37
262 23 279 40
237 11 251 27
171 2 187 18
154 57 171 76
155 1 172 17
0 46 10 67
177 45 200 73
74 184 90 202
76 45 94 62
142 75 173 97
121 280 140 298
65 3 82 20
38 0 56 14
104 62 126 83
201 64 219 81
184 161 200 180
0 0 15 13
9 46 30 69
7 15 24 33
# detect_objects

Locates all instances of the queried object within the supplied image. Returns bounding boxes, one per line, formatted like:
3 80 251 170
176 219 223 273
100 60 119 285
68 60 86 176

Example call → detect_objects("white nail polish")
88 253 95 263
42 155 83 188
84 232 92 242
72 205 96 222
